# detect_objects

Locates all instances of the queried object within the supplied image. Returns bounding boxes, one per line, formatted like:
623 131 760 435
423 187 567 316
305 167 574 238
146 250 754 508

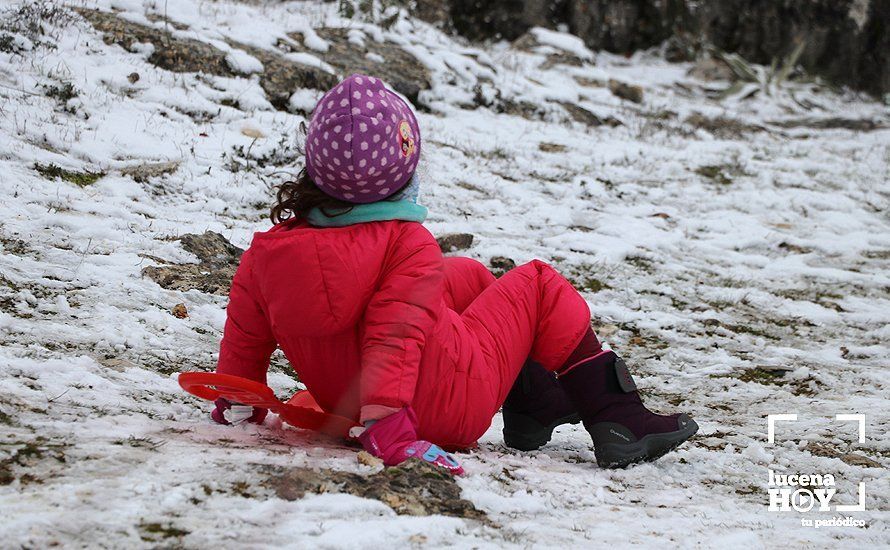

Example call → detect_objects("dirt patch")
267 459 486 519
142 232 243 296
286 28 430 107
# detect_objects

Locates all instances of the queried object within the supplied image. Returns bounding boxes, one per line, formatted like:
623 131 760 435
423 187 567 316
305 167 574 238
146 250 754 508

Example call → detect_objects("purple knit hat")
305 74 421 203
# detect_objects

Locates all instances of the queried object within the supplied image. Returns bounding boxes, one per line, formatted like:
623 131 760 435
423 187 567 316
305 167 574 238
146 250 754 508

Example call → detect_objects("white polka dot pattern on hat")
305 74 421 204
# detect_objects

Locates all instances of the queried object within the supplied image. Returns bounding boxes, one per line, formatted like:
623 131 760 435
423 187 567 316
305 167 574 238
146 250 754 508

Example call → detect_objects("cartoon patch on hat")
398 120 415 158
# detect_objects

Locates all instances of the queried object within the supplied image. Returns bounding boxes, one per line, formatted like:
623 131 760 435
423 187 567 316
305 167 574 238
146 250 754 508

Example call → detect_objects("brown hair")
270 122 415 224
270 121 355 224
270 168 355 224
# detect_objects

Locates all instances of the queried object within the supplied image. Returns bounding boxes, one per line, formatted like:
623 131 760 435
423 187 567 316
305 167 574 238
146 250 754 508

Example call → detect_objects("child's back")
218 218 457 435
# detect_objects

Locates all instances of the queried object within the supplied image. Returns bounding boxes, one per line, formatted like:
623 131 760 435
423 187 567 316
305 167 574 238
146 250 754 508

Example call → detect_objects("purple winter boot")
502 360 580 451
557 351 698 468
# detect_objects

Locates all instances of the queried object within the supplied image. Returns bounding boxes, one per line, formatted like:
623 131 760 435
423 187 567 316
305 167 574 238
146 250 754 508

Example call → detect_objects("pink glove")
357 407 464 475
210 397 268 425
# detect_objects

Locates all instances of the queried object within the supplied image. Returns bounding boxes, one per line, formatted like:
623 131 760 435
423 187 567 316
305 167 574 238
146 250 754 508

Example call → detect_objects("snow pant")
421 258 591 447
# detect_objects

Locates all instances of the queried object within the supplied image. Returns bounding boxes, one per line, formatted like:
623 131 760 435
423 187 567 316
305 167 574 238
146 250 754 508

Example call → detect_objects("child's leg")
458 261 697 467
460 260 592 407
443 257 496 314
455 261 697 466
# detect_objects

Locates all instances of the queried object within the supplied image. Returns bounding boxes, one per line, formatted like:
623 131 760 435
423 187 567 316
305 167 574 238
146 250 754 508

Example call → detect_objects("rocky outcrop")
437 0 890 96
76 9 337 111
142 232 243 296
286 28 431 107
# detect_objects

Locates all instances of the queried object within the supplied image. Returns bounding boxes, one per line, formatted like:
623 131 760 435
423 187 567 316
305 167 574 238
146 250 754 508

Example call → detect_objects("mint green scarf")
307 175 427 227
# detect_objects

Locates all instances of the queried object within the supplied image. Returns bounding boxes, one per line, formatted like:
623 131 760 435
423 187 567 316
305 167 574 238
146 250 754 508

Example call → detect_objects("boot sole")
503 410 582 451
593 417 699 469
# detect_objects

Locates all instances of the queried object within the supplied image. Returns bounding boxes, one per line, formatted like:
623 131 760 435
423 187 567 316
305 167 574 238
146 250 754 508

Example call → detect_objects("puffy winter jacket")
216 217 591 447
218 218 487 447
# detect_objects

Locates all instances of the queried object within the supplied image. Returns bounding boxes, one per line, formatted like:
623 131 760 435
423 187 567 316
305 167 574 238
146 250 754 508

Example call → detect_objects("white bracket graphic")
835 414 866 443
835 482 867 512
767 413 798 444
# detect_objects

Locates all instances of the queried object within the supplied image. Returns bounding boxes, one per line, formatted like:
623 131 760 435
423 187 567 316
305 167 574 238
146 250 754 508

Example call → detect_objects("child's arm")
216 249 277 385
359 223 443 424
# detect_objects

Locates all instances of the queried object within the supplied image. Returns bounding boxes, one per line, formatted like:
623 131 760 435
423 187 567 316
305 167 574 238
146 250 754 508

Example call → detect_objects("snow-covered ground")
0 1 887 547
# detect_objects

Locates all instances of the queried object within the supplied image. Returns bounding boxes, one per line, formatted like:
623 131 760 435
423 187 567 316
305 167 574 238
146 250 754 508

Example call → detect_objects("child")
211 74 698 473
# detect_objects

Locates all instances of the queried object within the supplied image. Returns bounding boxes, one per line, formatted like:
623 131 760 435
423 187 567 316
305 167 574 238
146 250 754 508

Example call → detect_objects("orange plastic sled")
178 372 358 438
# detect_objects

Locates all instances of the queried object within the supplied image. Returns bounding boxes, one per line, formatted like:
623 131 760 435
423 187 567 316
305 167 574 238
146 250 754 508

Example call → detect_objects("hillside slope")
0 1 887 547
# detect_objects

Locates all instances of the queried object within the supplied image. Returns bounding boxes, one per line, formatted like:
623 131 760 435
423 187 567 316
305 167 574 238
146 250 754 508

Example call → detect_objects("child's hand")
357 407 464 475
210 397 268 426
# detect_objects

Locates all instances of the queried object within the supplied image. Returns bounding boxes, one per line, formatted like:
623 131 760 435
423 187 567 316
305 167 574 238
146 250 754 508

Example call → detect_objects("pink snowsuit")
217 218 591 448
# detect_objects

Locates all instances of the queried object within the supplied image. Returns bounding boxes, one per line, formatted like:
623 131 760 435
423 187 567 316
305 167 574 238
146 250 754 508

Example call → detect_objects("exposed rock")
685 112 764 139
687 57 735 82
437 233 475 253
227 39 337 111
142 232 243 296
573 75 606 88
557 101 621 127
450 0 563 42
77 9 234 76
179 232 244 264
267 459 486 519
499 97 542 120
489 256 516 278
433 0 890 96
77 8 336 111
538 142 567 153
608 79 643 103
286 28 431 107
840 453 883 468
663 33 700 62
171 303 188 319
513 31 588 69
540 52 585 70
767 117 884 132
408 0 451 29
120 161 180 183
805 441 838 458
806 441 883 468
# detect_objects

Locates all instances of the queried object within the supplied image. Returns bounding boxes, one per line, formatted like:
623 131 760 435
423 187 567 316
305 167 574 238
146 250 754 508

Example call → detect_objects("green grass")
35 163 104 187
139 522 190 541
695 165 733 185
